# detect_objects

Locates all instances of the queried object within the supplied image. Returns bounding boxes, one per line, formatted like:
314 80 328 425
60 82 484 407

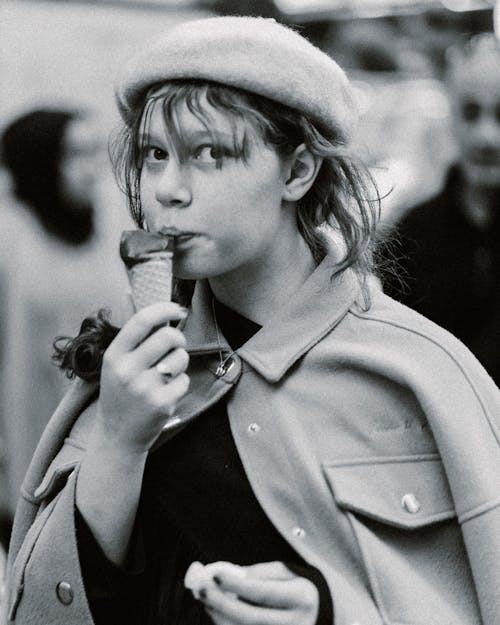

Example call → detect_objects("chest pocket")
322 455 481 625
323 454 455 529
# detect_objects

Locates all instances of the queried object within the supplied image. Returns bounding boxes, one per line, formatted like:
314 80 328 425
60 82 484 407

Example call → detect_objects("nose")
155 159 192 208
471 112 500 146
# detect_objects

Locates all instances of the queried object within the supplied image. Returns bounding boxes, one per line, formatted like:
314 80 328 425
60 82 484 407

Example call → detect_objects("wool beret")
115 16 356 138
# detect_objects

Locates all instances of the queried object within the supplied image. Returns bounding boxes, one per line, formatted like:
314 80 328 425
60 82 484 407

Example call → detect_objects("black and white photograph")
1 1 499 623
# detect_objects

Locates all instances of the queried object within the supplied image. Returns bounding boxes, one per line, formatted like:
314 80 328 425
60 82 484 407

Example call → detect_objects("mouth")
468 150 500 167
158 227 200 246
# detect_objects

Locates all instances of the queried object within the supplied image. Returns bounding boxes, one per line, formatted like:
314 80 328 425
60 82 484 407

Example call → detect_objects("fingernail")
213 576 221 586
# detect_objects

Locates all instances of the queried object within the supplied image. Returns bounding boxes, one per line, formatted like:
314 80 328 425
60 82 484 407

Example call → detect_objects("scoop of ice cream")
119 230 174 268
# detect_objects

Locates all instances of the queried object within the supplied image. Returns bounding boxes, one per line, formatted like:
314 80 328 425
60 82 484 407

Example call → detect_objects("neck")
208 234 317 325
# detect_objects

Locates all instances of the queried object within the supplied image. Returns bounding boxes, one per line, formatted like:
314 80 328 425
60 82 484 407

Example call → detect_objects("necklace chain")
211 297 235 377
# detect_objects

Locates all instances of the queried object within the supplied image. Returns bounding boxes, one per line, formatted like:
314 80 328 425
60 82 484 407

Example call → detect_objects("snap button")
401 493 421 514
248 423 261 433
56 581 74 605
292 527 306 538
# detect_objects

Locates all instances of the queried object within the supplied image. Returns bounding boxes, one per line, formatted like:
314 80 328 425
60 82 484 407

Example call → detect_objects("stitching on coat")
323 453 440 468
350 308 500 447
459 497 500 523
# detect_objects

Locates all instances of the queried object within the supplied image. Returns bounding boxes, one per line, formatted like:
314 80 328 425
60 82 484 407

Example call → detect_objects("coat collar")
183 254 363 382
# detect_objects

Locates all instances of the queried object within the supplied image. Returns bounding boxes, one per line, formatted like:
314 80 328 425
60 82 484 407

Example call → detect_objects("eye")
461 101 481 123
193 145 221 162
143 146 168 162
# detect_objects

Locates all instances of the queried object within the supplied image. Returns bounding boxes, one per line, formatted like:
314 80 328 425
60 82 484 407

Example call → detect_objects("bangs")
137 81 259 166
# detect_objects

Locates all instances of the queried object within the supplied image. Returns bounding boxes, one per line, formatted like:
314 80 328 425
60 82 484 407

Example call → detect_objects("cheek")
233 166 285 209
139 175 157 217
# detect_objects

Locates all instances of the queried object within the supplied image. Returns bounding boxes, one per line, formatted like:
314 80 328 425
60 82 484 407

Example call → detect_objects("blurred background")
2 0 496 220
0 0 498 583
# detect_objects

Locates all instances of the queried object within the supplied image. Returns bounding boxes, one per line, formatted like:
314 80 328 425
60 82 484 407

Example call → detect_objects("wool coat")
5 256 500 625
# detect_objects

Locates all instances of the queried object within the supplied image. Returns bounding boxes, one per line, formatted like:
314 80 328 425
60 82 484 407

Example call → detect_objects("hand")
97 301 190 454
200 561 319 625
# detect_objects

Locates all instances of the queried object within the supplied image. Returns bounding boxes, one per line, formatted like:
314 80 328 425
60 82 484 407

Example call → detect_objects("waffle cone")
127 255 172 311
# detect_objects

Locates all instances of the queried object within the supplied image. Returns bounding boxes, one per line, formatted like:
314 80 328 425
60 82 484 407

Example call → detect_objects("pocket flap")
323 455 456 530
32 438 85 502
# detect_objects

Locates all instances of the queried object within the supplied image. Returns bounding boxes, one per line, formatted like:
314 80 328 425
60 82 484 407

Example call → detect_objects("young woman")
0 107 125 542
5 17 500 625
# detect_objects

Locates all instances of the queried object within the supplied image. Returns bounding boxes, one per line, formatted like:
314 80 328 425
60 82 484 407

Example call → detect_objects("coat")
5 255 500 625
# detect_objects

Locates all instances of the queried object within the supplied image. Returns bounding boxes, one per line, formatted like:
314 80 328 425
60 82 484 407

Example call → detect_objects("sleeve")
7 470 96 624
75 507 145 625
286 562 333 625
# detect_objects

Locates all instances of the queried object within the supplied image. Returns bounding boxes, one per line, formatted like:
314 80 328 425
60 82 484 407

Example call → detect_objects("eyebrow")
138 130 234 145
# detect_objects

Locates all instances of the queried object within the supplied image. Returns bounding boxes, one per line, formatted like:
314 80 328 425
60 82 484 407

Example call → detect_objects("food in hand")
119 230 175 311
184 561 246 599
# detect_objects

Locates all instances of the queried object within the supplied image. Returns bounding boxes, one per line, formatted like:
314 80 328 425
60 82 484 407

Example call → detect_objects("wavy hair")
53 80 381 380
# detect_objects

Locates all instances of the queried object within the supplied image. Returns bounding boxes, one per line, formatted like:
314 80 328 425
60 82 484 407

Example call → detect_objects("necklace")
211 297 236 377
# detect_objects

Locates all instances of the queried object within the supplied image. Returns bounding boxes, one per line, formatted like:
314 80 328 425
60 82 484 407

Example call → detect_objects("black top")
383 166 500 386
76 298 333 625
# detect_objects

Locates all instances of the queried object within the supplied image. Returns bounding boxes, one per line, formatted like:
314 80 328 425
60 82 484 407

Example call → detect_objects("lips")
468 149 500 167
159 227 199 245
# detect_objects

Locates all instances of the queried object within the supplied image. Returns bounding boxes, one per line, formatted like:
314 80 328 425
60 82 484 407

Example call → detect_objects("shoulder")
342 287 497 395
20 381 99 500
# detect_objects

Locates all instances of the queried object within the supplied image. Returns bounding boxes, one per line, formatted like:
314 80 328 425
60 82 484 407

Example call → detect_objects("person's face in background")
448 41 500 192
59 116 101 211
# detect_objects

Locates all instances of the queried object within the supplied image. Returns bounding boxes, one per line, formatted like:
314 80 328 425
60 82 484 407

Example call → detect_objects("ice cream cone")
119 230 175 311
127 252 173 311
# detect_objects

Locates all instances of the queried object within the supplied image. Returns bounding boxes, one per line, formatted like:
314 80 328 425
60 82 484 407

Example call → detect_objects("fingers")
212 575 297 609
202 587 287 625
155 348 189 379
109 302 187 353
131 325 187 370
148 372 190 415
244 561 295 581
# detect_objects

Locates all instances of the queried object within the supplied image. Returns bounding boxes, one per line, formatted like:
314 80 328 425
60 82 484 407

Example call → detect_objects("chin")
464 165 500 192
173 262 221 281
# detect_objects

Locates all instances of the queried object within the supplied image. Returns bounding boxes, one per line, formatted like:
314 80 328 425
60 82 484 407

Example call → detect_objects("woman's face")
139 98 296 282
449 49 500 192
59 117 101 208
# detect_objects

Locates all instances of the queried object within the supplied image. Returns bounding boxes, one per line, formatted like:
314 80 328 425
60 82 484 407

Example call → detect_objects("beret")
115 16 356 138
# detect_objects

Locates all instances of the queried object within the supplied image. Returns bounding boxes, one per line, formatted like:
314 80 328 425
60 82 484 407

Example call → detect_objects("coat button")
248 423 261 433
56 581 74 605
401 493 421 513
292 526 306 538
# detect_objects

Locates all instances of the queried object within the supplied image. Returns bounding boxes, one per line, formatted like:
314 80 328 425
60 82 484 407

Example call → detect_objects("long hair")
53 80 380 380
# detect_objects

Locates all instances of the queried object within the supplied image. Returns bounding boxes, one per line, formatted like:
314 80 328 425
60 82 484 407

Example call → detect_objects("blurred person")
0 108 126 542
383 34 500 386
4 17 500 625
397 8 493 79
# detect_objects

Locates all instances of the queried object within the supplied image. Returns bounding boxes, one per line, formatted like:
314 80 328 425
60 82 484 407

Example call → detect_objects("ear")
282 144 322 202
